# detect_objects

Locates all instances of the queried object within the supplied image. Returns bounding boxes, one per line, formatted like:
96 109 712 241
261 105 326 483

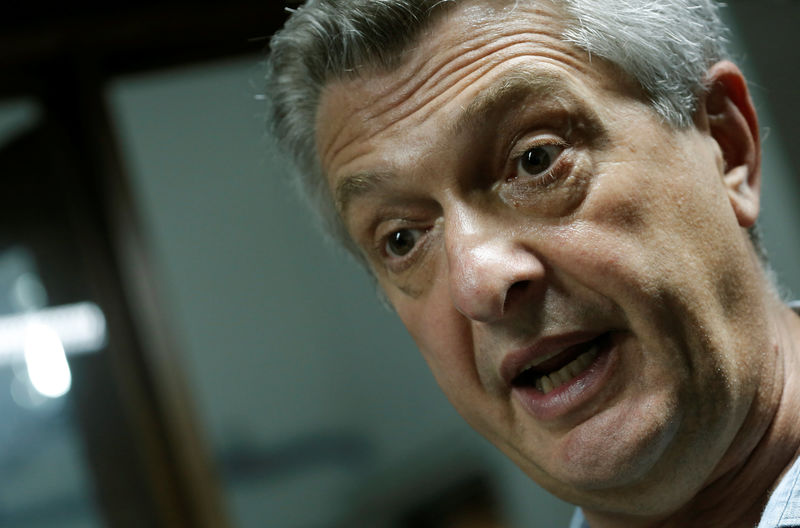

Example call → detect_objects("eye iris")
521 146 552 175
387 230 416 257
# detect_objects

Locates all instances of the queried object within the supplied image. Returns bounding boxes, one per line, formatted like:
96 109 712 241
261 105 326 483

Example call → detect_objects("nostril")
503 280 532 315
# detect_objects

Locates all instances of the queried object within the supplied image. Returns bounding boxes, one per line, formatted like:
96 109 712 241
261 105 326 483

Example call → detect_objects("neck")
586 301 800 528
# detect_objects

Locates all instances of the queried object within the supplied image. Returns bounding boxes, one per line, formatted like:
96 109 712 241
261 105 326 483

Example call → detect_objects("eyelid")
507 134 569 183
352 197 440 273
508 133 567 161
372 221 432 274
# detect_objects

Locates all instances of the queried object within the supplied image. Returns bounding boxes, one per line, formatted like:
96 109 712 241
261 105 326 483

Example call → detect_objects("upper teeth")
519 348 566 372
533 344 599 394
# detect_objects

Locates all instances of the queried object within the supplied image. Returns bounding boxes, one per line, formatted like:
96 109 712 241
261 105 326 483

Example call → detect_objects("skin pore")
315 1 800 526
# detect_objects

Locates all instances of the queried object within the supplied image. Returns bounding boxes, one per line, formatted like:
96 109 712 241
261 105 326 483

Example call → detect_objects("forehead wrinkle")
373 0 582 125
323 40 585 173
320 9 583 169
362 28 579 135
408 26 570 111
322 36 528 164
375 27 562 116
359 2 570 118
318 0 591 167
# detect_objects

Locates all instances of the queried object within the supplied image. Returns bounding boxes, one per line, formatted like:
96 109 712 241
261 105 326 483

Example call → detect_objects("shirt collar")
758 453 800 527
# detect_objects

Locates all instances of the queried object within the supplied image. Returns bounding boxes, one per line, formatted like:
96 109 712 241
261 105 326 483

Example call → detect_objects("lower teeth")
535 345 599 394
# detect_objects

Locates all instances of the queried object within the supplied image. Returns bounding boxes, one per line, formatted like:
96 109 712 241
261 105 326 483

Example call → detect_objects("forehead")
316 0 636 202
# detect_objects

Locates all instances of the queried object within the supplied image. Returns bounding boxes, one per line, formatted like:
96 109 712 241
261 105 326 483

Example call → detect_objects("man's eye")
517 144 564 178
385 228 422 257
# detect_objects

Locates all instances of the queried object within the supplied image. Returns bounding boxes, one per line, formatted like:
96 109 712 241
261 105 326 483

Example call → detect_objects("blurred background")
0 1 797 527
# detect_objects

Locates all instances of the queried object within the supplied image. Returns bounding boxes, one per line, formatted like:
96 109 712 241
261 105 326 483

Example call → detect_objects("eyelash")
508 138 569 186
374 224 431 273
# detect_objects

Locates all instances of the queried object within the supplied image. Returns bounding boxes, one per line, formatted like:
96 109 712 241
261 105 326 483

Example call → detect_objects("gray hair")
265 0 731 256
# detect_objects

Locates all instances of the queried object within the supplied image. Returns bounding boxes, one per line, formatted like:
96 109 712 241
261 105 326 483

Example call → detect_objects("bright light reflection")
23 321 72 398
0 302 107 363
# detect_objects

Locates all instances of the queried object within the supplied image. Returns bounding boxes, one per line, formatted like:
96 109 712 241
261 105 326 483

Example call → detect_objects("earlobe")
701 60 761 228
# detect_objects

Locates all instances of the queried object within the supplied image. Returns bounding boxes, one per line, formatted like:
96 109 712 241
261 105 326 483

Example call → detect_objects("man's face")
316 0 770 514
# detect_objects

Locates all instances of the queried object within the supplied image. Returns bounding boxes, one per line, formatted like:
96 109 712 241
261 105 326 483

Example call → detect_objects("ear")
700 61 761 228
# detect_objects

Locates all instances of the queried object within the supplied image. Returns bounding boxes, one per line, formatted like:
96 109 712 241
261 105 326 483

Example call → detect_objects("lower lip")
511 334 619 422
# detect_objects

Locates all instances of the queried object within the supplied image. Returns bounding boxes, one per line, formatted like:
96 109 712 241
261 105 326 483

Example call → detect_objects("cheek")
541 216 653 309
393 288 474 381
392 287 503 422
547 132 724 296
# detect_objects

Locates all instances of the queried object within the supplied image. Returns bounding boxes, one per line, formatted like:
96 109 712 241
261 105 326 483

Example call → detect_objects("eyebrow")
335 169 393 214
333 69 571 215
451 69 567 135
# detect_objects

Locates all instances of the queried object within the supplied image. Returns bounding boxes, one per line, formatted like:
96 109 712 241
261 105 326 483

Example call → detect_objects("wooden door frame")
0 4 294 526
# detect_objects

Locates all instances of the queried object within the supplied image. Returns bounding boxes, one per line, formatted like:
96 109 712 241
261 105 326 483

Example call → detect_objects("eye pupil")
387 230 416 256
521 146 552 175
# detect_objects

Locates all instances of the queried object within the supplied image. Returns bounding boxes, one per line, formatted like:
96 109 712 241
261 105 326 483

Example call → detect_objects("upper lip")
499 330 606 386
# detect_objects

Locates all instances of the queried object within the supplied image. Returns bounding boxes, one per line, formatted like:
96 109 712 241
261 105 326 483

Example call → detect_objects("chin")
531 392 685 504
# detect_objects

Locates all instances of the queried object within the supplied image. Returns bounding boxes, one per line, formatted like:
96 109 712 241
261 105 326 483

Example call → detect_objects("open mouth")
512 333 612 395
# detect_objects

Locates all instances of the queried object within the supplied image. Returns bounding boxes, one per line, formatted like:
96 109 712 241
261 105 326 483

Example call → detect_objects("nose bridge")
445 206 544 323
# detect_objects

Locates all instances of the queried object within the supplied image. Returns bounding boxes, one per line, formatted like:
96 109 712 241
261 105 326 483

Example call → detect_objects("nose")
445 210 545 323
